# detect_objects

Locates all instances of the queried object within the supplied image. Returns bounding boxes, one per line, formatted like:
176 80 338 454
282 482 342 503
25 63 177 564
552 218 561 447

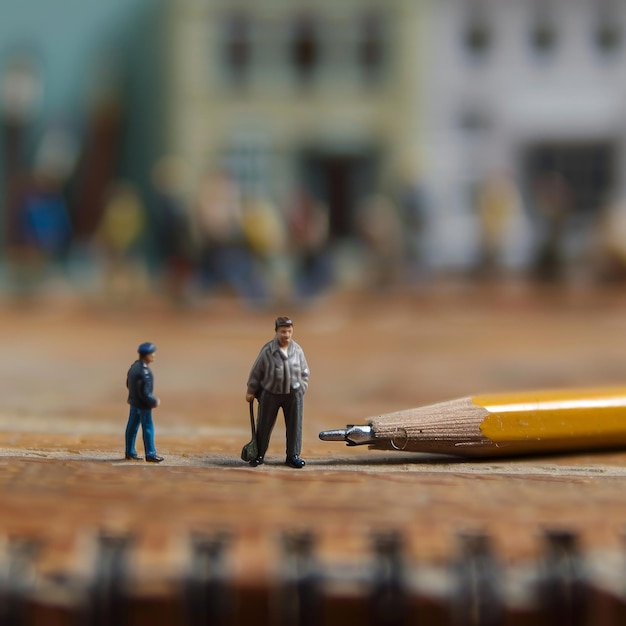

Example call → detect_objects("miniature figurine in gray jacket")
246 317 310 468
125 342 164 463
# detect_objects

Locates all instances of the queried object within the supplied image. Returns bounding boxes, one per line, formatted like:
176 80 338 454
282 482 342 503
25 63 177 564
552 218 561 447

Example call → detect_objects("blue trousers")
125 407 157 457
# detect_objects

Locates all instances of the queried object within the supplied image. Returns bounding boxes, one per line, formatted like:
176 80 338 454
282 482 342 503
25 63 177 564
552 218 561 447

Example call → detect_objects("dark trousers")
256 391 303 458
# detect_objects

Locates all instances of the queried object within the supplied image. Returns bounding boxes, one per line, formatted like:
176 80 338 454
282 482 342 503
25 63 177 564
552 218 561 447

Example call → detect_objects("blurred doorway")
299 150 379 239
522 141 616 215
521 141 617 281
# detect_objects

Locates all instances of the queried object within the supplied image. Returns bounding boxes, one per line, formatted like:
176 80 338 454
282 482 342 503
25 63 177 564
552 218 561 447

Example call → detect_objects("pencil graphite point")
319 425 375 446
318 428 348 441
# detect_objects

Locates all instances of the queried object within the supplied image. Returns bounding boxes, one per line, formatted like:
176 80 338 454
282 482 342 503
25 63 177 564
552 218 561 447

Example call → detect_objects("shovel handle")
249 400 256 438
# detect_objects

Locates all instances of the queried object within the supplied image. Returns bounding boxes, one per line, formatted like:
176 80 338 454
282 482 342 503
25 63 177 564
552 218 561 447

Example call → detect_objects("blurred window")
593 11 623 57
222 11 252 85
318 17 353 85
290 13 319 84
357 10 386 84
523 143 615 215
251 16 291 87
223 131 272 199
529 4 558 58
463 19 492 58
461 1 492 60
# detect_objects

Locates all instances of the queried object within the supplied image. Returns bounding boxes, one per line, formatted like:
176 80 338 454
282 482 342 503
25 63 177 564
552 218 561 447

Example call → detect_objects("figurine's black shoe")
249 456 264 467
286 455 306 469
146 455 164 463
125 453 142 460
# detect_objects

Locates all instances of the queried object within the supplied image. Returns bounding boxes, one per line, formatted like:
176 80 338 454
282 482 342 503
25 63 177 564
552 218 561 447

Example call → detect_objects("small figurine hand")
245 393 255 403
155 398 161 408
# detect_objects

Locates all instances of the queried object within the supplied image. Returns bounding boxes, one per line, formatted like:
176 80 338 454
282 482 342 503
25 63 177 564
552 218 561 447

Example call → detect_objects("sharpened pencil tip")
319 425 376 446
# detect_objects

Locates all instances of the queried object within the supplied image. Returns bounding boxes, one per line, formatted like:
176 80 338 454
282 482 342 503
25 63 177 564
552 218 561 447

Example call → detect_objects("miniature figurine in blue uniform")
125 342 164 463
246 316 310 468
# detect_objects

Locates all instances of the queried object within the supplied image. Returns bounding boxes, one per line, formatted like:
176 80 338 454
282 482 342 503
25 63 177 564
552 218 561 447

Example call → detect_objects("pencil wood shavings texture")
368 397 491 455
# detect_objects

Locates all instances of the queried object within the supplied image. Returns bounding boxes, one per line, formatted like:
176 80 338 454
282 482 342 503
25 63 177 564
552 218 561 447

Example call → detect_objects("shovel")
240 400 258 462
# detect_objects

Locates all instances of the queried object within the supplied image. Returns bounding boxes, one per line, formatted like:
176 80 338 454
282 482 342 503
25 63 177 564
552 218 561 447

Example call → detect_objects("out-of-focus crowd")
4 141 626 309
1 145 430 307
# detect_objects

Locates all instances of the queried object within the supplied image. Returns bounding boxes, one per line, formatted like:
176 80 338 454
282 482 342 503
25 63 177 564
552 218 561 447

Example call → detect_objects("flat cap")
274 316 293 330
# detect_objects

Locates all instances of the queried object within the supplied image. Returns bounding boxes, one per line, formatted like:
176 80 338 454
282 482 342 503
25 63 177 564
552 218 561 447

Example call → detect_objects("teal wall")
1 0 167 184
2 0 160 116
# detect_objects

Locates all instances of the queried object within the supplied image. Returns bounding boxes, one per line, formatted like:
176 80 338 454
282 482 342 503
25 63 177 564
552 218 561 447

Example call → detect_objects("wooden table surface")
2 283 626 624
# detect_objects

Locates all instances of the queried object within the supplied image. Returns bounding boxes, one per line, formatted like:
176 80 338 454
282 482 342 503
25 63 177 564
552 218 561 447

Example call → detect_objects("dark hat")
138 342 157 355
274 316 293 331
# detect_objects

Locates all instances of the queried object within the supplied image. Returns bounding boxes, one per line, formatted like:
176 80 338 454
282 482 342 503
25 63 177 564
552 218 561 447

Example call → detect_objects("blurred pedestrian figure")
591 193 626 284
94 181 148 304
474 171 522 279
193 168 265 304
241 194 289 303
531 171 572 283
7 123 78 298
20 170 73 262
286 188 332 301
355 194 404 290
396 178 429 284
9 169 73 297
151 156 194 305
1 53 41 254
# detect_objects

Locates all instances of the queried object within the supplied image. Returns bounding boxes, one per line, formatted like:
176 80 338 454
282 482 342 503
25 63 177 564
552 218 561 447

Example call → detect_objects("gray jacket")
247 337 309 396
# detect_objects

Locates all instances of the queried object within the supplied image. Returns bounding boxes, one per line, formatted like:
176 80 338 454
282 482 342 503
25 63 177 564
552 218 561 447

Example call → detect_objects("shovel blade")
241 440 258 462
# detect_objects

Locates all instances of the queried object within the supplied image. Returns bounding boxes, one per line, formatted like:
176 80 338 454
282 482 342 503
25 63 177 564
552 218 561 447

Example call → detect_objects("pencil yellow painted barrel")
476 386 626 444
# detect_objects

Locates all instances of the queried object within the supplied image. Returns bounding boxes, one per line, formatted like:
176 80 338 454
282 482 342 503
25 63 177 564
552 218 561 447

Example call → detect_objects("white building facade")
419 0 626 272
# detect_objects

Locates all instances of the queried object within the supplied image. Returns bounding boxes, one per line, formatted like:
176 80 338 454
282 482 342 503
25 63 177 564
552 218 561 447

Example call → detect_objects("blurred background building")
422 0 626 280
164 0 426 296
2 0 626 303
165 0 423 235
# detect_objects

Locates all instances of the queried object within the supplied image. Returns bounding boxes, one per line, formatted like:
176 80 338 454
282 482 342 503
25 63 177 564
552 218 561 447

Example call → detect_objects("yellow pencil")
319 386 626 457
